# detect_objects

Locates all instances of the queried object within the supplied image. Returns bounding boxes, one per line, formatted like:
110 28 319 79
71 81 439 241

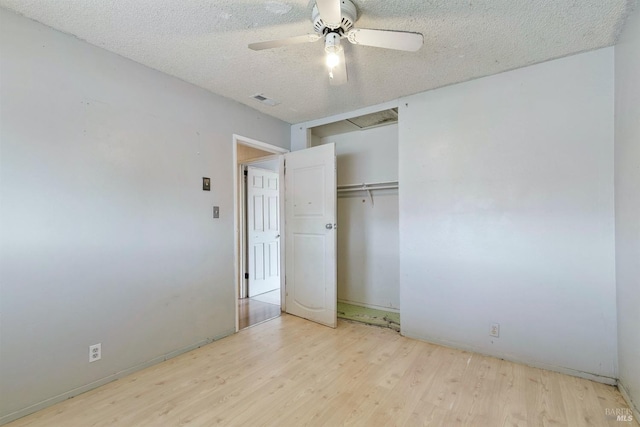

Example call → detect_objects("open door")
284 144 337 328
247 167 281 297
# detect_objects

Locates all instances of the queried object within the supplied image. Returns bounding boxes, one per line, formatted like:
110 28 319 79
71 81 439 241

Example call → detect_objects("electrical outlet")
490 323 500 338
89 343 101 362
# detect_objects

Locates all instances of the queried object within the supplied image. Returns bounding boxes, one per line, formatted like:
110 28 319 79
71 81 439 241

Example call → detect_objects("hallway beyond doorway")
238 290 280 329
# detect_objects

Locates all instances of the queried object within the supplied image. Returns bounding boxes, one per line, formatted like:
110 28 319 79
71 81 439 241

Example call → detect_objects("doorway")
233 135 287 330
233 135 339 332
240 162 281 329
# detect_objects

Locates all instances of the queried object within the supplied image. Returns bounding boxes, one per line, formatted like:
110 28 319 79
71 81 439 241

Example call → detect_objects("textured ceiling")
1 0 634 124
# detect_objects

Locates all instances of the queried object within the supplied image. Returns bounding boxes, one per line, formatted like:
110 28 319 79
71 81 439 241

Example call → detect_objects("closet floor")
337 302 400 331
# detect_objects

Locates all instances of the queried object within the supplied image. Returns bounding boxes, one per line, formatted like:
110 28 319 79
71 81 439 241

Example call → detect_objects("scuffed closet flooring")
337 302 400 332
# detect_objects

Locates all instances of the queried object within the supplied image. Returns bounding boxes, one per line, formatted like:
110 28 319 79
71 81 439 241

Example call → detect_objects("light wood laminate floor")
7 315 636 427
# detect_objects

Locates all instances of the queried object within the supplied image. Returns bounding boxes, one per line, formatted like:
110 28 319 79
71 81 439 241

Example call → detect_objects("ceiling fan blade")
329 49 347 86
316 0 342 28
347 28 423 52
248 34 321 51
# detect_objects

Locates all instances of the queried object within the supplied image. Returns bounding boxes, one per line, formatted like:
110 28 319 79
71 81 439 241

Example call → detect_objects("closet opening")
308 108 400 331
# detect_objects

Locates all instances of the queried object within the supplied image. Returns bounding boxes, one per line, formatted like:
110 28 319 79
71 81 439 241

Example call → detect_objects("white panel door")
285 144 337 328
247 167 280 297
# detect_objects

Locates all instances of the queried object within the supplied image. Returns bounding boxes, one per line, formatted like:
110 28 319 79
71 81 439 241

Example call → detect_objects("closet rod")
337 185 398 192
337 180 398 190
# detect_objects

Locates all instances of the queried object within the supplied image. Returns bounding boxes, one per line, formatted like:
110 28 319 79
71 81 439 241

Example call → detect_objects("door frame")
233 134 288 332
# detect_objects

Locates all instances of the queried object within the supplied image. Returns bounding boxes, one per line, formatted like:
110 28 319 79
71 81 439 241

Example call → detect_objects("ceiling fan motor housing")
312 0 357 35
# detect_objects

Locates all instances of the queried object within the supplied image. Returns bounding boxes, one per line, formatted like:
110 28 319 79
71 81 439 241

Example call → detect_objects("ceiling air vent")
346 108 398 129
251 93 280 106
310 107 399 138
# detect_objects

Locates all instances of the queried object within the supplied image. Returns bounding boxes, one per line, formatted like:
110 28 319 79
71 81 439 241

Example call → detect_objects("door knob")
275 234 280 238
325 224 333 229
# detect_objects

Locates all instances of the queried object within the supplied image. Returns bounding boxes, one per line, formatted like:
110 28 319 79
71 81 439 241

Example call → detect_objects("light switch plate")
213 206 220 218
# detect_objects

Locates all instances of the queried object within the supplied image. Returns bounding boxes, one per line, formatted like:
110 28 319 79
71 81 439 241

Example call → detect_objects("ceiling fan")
248 0 424 86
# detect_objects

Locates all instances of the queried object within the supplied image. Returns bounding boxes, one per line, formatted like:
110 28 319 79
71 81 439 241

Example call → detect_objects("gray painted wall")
0 9 289 423
398 48 618 381
615 3 640 415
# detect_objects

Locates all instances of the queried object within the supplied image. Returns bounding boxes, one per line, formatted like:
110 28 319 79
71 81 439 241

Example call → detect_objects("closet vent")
346 108 398 129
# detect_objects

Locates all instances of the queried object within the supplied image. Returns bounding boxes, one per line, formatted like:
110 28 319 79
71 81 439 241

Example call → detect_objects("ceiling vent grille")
251 93 280 106
310 108 399 138
346 108 398 129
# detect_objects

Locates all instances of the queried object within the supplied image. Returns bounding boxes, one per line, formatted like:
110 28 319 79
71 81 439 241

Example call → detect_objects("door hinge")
244 170 248 176
244 273 249 280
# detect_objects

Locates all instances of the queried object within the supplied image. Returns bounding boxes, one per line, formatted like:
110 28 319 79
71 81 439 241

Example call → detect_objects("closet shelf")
337 181 398 205
337 180 399 191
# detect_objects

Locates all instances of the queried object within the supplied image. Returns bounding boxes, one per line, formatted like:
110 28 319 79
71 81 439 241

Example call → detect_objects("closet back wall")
318 125 399 311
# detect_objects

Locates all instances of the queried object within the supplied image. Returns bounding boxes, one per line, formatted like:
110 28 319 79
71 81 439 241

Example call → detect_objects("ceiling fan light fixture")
324 32 342 54
248 0 422 86
324 32 342 76
326 51 340 69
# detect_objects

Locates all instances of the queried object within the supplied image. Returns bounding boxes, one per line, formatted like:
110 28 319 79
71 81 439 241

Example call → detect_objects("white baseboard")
400 329 617 386
338 299 400 313
618 381 640 423
0 329 235 426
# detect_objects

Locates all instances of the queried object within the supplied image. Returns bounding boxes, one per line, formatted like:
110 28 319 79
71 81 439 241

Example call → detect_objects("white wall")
319 125 399 311
0 9 289 424
615 3 640 414
398 48 617 381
